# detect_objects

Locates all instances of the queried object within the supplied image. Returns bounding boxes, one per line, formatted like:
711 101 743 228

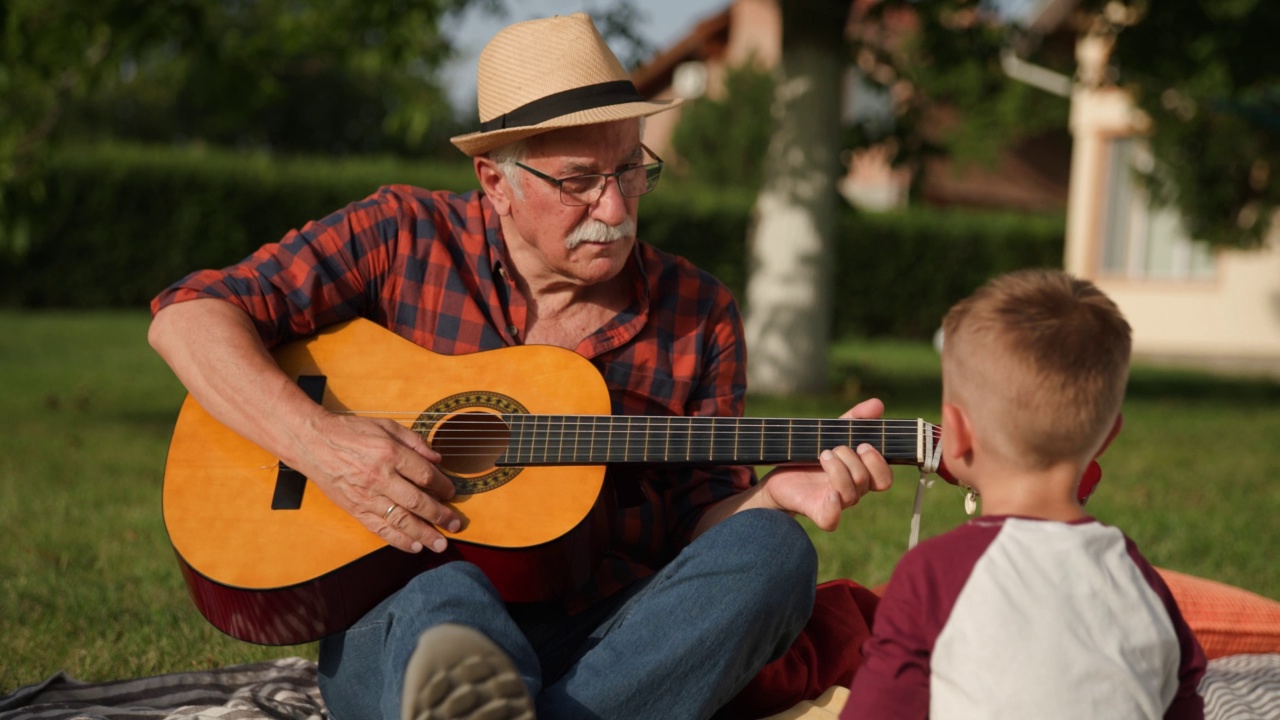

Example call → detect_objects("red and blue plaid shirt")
151 184 753 609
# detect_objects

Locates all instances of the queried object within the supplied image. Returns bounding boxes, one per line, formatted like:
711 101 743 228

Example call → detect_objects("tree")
743 0 848 396
670 62 776 193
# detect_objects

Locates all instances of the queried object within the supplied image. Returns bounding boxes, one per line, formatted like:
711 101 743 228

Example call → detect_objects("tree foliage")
856 0 1277 248
0 0 487 256
669 62 776 193
0 0 651 256
848 1 1071 199
2 0 486 163
1077 0 1279 248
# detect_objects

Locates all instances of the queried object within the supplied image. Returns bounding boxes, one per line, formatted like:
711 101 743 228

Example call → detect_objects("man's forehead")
526 122 643 165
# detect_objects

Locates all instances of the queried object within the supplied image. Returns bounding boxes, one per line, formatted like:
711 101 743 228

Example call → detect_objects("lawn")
2 310 1277 692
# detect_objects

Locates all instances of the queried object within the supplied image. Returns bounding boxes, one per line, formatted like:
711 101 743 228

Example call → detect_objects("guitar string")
329 409 935 430
282 412 939 459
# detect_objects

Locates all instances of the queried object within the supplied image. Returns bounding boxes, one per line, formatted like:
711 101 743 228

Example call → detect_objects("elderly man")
149 14 892 720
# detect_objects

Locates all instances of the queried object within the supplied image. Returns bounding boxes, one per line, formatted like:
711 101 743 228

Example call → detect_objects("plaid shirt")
151 184 753 609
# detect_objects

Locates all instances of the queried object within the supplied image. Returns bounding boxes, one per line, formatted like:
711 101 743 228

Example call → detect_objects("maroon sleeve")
1124 538 1207 720
843 552 932 719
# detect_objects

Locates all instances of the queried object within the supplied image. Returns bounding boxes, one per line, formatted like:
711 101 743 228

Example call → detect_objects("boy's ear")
474 157 513 216
941 402 974 459
1096 412 1123 459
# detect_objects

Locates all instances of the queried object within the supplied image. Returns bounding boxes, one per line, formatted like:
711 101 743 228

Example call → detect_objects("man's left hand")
758 398 894 531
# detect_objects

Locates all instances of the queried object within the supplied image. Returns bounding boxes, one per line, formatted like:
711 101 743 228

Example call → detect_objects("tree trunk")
744 0 847 396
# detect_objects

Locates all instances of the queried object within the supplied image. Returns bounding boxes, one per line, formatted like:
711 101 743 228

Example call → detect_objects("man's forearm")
148 298 329 470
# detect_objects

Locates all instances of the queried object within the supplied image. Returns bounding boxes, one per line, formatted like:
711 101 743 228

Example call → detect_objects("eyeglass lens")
561 165 661 205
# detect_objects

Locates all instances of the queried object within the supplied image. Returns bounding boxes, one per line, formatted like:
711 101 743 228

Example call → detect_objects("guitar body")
162 318 613 645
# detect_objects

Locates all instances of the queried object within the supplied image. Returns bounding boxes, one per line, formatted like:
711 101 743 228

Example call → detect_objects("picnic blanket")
3 653 1279 720
6 570 1279 720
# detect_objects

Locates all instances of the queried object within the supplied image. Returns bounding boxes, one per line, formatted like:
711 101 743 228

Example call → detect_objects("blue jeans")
317 508 817 720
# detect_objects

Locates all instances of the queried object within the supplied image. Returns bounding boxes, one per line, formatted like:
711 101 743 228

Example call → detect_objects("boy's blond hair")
941 269 1132 470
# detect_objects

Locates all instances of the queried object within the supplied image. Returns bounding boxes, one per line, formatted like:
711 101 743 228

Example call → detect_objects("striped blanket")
2 653 1277 720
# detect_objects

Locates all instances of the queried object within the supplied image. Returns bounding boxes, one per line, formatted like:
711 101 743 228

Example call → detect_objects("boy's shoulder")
897 516 1120 589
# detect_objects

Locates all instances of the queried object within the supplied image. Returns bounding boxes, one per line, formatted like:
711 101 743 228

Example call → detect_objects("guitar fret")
557 414 565 463
573 412 583 461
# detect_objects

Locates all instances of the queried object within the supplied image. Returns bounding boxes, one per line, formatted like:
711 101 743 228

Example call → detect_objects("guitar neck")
498 416 941 470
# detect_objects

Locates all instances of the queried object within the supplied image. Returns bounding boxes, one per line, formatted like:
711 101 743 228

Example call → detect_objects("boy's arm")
841 559 934 720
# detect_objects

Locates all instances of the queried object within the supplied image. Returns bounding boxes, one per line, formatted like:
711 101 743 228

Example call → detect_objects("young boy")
842 269 1206 719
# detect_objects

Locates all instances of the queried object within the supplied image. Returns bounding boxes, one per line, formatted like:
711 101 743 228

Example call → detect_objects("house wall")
1065 72 1280 377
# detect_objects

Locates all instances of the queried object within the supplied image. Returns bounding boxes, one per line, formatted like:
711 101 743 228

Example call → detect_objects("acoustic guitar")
162 317 944 645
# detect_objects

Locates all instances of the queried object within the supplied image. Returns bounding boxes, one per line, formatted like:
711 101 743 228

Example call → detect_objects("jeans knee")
729 509 817 583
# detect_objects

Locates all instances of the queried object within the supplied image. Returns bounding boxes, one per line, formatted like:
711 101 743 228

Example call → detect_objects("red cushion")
727 579 879 718
1157 567 1280 660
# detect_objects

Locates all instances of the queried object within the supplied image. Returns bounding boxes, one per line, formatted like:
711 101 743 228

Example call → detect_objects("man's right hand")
299 411 463 553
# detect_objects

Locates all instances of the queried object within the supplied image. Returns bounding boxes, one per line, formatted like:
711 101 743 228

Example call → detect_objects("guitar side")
161 318 614 645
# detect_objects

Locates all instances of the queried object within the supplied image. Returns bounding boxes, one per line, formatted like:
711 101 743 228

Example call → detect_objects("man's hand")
757 398 894 531
299 412 463 554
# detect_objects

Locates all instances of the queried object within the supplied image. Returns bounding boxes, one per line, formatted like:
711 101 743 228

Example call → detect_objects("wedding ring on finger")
384 503 397 521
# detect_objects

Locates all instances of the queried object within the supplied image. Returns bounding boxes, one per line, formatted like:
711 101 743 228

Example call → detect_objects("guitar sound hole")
431 411 511 476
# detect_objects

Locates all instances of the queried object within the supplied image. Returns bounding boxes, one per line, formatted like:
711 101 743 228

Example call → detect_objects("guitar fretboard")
497 416 937 467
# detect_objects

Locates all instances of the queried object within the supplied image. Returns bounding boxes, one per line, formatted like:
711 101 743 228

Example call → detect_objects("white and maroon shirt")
845 516 1206 719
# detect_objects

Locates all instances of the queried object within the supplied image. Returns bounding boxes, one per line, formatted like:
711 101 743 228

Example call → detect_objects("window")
1099 137 1215 280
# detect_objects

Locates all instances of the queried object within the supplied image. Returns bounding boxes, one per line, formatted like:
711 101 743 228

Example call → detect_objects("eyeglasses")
514 144 664 206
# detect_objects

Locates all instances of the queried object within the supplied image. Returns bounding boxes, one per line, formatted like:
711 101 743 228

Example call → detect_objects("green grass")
2 311 1278 692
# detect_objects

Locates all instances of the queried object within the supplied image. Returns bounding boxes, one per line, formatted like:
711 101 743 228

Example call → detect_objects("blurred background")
2 0 1277 691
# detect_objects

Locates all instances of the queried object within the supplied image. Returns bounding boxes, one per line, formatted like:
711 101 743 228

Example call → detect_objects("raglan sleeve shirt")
844 516 1206 720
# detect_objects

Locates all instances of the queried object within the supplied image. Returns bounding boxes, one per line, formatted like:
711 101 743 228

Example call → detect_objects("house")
634 0 1280 377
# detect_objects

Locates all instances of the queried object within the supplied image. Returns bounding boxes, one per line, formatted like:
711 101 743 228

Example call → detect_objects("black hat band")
478 80 647 132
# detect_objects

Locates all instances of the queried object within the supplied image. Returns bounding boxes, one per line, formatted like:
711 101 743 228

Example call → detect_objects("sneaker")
401 623 535 720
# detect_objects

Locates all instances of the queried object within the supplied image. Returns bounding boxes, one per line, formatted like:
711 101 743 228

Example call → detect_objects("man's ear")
475 157 513 216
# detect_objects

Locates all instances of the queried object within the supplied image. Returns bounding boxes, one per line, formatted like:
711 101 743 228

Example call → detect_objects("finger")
808 461 846 532
391 480 463 537
395 448 457 501
377 501 452 554
840 397 885 420
820 447 861 506
856 442 894 492
384 419 443 463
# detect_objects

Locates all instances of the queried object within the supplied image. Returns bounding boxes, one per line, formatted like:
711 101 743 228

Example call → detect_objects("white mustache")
564 217 636 249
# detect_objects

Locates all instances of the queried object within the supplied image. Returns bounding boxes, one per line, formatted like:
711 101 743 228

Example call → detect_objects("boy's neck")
969 464 1089 522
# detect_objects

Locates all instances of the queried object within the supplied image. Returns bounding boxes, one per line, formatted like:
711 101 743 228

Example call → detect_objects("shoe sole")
401 623 536 720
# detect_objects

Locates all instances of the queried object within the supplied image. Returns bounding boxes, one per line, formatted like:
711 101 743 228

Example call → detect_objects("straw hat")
450 13 681 156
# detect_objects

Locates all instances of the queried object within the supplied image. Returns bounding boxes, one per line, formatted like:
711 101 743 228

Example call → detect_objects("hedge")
1 143 1063 339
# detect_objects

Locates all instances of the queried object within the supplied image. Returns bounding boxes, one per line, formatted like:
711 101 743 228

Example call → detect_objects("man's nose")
589 175 629 226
